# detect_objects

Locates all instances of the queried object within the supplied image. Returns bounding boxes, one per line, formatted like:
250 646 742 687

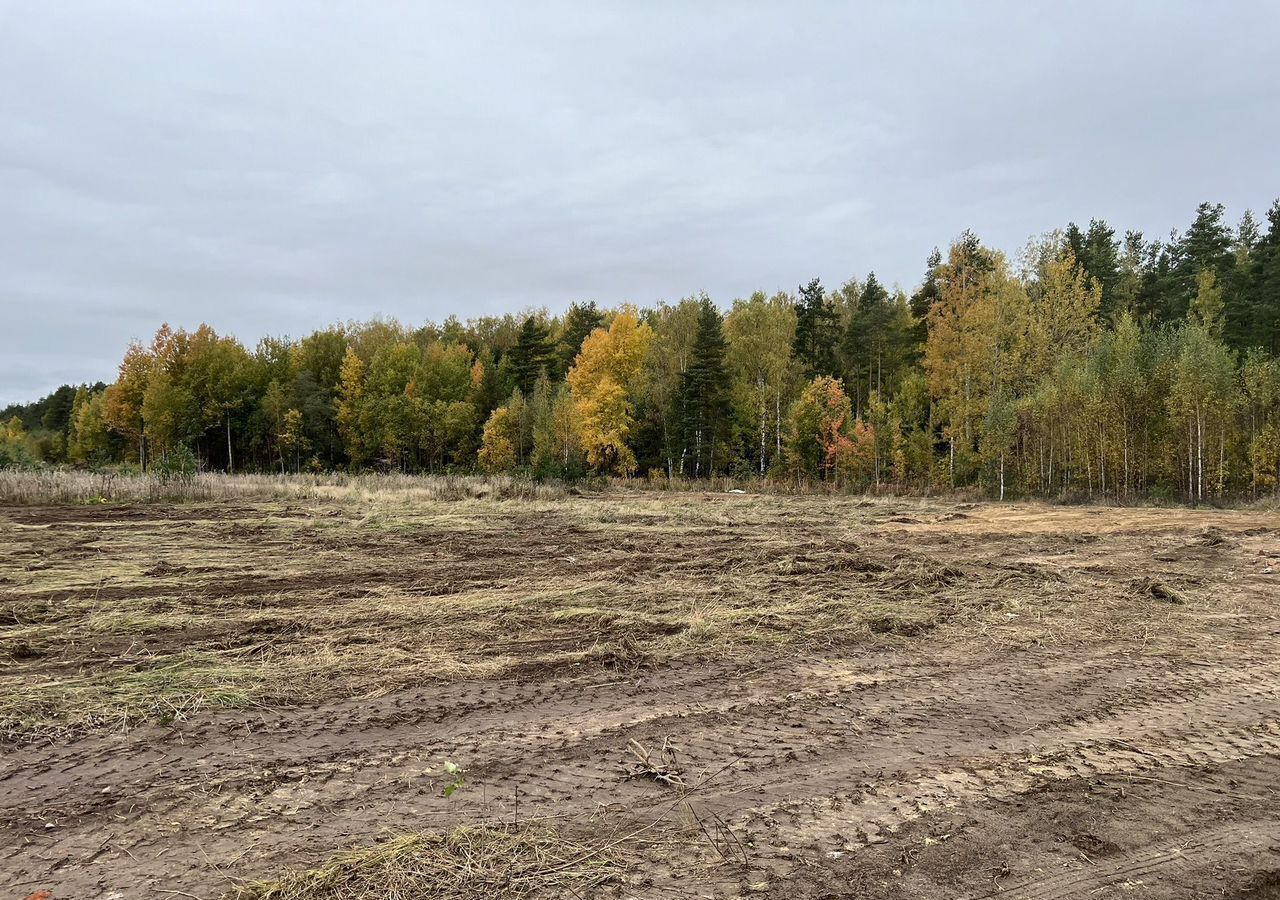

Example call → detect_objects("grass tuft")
229 824 622 900
0 653 263 740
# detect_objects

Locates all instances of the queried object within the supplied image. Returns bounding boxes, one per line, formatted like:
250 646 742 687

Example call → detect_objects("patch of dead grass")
0 652 264 741
228 824 623 900
2 487 1257 740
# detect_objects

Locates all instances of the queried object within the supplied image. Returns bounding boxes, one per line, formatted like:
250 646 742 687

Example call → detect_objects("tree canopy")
7 198 1279 501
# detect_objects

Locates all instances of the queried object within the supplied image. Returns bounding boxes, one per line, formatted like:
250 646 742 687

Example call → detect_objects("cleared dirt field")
2 490 1279 898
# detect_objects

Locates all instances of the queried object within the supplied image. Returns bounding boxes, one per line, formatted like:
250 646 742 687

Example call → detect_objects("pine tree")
791 278 839 377
1113 231 1146 317
909 248 943 347
1182 203 1235 277
554 302 605 380
1082 220 1121 316
841 272 909 414
509 316 554 394
1162 203 1236 325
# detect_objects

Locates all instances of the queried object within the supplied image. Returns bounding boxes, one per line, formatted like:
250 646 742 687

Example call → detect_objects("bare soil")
2 492 1278 898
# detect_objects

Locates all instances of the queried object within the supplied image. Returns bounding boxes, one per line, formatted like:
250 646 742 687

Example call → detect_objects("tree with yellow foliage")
477 406 517 473
1025 247 1101 382
335 347 367 467
103 341 154 470
924 235 1030 486
566 306 653 474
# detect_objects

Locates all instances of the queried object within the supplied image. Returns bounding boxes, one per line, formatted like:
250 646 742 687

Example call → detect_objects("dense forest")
4 201 1280 501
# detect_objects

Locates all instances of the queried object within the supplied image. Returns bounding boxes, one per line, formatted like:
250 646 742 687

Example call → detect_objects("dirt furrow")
965 819 1280 900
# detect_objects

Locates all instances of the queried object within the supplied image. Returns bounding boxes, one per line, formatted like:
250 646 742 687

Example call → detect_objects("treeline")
4 200 1279 501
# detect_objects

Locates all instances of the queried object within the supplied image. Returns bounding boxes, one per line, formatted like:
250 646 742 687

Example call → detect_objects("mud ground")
2 493 1278 898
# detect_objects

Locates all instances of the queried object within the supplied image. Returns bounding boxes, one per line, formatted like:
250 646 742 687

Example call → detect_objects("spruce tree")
1242 201 1280 354
678 298 731 477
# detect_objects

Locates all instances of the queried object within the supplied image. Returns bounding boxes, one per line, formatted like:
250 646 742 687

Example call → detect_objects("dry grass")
0 469 571 505
3 486 1256 741
0 467 906 507
228 824 622 900
0 652 264 740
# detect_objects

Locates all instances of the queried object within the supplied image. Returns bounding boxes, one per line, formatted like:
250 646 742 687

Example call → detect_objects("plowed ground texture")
2 492 1279 899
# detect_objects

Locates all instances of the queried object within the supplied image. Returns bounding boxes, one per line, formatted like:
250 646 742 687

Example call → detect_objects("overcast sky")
2 2 1277 405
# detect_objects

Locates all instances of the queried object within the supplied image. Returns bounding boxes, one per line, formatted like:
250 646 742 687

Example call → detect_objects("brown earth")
2 492 1279 898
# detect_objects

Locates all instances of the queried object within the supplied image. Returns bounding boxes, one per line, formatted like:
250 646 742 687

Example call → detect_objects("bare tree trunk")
775 392 782 461
226 413 234 474
1122 404 1129 499
1099 427 1106 497
1187 421 1194 500
1085 443 1093 498
1218 428 1225 497
1048 438 1054 496
758 383 767 476
663 420 673 481
1196 405 1204 501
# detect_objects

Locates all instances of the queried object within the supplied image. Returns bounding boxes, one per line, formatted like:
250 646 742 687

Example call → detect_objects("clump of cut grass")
229 824 623 900
1132 576 1186 604
866 611 939 636
587 632 649 671
0 653 264 741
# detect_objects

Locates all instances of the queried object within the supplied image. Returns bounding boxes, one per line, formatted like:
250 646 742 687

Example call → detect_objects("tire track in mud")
733 664 1280 853
744 723 1280 853
4 655 929 886
7 646 1280 896
0 655 919 809
219 649 1122 823
962 820 1280 900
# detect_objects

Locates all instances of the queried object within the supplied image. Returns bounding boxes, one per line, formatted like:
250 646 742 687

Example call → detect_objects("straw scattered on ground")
229 824 623 900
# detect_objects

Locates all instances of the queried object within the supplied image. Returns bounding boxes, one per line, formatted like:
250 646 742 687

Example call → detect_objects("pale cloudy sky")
2 2 1277 404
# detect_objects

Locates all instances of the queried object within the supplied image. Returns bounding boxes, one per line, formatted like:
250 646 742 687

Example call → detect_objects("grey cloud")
2 1 1277 404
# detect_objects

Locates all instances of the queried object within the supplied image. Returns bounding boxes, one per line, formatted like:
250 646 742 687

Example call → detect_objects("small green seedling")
442 761 465 798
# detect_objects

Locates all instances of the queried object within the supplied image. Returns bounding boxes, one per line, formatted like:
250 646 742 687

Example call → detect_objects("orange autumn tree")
566 306 653 474
785 375 875 484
